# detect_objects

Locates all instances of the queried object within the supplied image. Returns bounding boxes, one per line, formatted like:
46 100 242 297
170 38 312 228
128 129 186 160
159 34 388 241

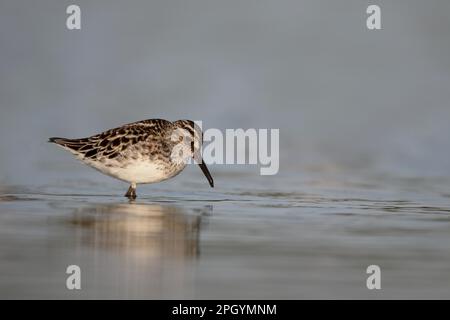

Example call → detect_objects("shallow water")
1 169 450 299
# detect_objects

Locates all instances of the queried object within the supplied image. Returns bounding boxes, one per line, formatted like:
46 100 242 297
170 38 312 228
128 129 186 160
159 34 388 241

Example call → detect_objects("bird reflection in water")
66 202 212 298
69 202 211 258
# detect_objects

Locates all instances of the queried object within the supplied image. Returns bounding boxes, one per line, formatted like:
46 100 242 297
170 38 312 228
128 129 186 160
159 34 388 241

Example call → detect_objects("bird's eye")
178 136 183 142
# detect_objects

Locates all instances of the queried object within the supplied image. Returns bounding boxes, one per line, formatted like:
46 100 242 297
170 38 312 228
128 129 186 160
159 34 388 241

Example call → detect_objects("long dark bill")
198 162 214 188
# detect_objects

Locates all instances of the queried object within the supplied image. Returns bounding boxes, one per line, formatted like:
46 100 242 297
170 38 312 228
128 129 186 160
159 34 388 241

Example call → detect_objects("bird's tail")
48 137 89 154
48 137 65 144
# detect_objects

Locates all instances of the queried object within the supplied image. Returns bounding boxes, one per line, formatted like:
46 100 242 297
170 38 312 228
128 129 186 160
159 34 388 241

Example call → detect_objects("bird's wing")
49 119 173 160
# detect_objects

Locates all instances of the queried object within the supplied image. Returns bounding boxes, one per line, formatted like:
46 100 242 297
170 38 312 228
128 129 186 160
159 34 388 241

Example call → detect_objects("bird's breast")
86 157 185 184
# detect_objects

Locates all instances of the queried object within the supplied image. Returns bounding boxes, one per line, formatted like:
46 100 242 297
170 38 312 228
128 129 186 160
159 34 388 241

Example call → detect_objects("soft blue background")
1 0 449 185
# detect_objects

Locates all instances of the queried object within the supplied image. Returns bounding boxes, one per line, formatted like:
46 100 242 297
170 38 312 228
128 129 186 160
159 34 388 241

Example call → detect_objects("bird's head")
170 120 214 188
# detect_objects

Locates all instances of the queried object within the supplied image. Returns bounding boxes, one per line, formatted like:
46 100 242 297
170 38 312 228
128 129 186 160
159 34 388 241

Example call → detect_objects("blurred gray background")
1 0 449 184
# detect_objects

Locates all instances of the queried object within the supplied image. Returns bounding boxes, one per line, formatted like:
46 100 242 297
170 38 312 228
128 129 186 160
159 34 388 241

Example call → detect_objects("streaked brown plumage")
49 119 214 199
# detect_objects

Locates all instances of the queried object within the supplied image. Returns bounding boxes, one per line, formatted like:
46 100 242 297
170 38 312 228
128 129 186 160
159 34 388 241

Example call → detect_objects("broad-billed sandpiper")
49 119 214 199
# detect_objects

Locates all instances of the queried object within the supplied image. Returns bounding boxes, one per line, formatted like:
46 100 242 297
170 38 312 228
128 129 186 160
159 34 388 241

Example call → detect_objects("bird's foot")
125 185 137 199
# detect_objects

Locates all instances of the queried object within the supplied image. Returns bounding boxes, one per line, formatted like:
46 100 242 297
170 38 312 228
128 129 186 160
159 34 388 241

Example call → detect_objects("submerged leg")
125 183 137 199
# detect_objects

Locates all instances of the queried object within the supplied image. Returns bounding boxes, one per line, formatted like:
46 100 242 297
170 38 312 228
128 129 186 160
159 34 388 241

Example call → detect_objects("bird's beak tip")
198 161 214 189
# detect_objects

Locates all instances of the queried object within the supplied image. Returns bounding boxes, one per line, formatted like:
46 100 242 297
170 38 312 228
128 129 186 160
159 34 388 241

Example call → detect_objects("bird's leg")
125 183 137 199
125 186 133 198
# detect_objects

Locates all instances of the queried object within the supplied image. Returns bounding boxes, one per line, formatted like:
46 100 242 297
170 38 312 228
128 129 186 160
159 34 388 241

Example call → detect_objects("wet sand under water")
1 171 450 299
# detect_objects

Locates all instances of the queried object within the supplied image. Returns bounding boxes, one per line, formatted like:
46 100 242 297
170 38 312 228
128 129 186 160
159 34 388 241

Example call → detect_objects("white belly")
84 159 182 184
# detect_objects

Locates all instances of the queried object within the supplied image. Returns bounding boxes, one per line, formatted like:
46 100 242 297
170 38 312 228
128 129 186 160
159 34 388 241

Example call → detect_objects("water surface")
1 169 449 299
